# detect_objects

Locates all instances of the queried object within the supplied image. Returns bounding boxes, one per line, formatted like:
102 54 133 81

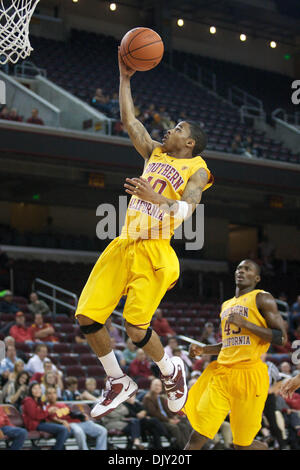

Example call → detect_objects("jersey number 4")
224 320 241 336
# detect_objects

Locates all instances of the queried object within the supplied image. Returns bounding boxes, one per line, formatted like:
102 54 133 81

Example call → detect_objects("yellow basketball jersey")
217 289 270 365
120 146 214 240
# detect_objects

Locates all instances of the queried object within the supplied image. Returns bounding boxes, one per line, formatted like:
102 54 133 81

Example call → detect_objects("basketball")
120 27 164 72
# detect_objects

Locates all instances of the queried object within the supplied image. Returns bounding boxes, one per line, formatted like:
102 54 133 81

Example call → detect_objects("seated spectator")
0 405 28 450
152 309 175 338
80 377 101 401
41 371 63 401
29 313 58 345
125 393 167 449
2 370 30 410
0 106 10 120
164 336 192 370
62 376 82 401
280 362 293 378
2 359 25 388
230 134 244 155
22 381 70 450
26 108 44 125
30 358 55 383
91 88 110 114
289 295 300 333
0 290 19 314
3 336 27 364
105 317 125 347
143 378 191 449
0 345 23 387
123 338 137 366
192 354 212 373
107 92 119 118
101 401 145 449
113 120 128 137
8 108 23 122
129 349 154 380
25 344 61 376
46 386 107 450
28 292 50 316
199 322 217 345
9 311 34 345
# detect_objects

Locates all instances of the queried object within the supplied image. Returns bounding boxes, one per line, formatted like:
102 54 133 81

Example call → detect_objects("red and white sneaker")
161 356 188 413
90 375 138 419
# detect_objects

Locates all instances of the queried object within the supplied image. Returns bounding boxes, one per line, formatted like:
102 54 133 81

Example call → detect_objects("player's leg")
184 430 208 450
183 361 231 449
229 362 270 450
75 238 138 418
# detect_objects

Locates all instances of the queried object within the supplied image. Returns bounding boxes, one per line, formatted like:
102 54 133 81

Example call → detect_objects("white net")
0 0 40 65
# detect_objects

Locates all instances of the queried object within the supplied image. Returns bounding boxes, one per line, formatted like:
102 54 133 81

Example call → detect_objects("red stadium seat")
79 354 99 366
59 354 79 366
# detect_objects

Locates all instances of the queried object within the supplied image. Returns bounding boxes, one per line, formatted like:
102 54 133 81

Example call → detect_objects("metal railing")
272 108 300 129
32 278 78 318
228 86 263 112
14 60 47 78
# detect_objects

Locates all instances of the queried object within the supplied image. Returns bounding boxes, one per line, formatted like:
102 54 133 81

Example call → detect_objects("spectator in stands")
0 106 10 120
129 349 154 380
0 290 19 314
0 345 23 386
91 88 110 114
3 336 27 364
9 311 34 345
2 359 25 390
164 336 192 370
26 108 44 125
22 381 70 450
8 108 23 122
29 313 58 346
143 378 191 449
28 292 50 316
25 344 61 376
289 295 300 333
123 338 137 367
62 376 82 401
107 92 119 118
40 371 63 401
46 386 107 450
280 362 293 377
125 393 167 449
80 377 101 401
110 337 126 368
192 354 212 373
2 371 30 411
230 134 244 155
0 405 28 450
152 308 175 338
113 120 128 137
105 317 125 347
199 322 217 345
101 401 145 450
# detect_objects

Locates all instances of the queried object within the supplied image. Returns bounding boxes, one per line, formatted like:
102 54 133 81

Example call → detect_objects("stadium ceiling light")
72 0 79 3
270 41 277 48
109 2 117 11
210 26 216 34
177 18 184 27
240 33 247 42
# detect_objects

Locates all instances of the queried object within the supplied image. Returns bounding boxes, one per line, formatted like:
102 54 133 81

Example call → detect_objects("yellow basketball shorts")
184 360 269 447
75 236 180 329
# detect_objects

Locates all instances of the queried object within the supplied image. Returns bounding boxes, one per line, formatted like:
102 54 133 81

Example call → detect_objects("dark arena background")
0 0 300 454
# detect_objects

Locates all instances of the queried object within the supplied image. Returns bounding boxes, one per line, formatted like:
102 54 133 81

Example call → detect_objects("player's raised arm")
118 48 161 160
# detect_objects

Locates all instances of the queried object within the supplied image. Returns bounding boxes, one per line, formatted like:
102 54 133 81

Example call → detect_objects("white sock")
155 352 175 377
98 351 124 379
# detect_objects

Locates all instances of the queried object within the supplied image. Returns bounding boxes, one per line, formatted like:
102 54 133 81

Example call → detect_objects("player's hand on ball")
124 177 160 204
189 343 205 358
118 46 135 79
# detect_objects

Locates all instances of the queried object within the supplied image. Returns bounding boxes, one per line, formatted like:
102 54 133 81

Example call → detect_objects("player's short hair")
186 120 207 156
242 259 261 276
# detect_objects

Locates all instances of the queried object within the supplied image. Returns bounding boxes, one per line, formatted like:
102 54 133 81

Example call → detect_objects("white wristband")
173 200 189 220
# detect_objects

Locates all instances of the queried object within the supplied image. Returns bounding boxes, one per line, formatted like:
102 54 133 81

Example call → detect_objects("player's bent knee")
125 322 153 348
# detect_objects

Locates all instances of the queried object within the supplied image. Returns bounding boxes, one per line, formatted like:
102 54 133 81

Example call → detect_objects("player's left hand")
124 177 161 204
227 312 246 328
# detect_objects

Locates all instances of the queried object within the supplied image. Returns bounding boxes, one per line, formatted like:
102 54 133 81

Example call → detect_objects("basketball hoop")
0 0 40 65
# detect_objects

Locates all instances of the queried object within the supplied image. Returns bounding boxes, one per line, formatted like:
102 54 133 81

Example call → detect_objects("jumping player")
75 49 213 419
184 259 287 450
